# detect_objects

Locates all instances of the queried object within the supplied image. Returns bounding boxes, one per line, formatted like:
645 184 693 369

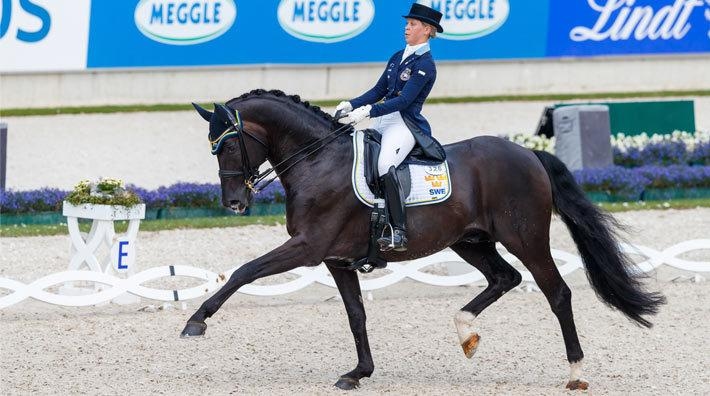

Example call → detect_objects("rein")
213 112 354 194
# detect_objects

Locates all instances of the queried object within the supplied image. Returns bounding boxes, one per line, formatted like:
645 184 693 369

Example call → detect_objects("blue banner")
546 0 710 57
87 0 547 68
83 0 710 69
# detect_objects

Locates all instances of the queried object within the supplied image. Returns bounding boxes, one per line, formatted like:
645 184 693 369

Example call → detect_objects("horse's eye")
225 141 238 154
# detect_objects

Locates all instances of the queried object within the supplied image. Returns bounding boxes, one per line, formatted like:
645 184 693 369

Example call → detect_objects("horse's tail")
533 150 666 328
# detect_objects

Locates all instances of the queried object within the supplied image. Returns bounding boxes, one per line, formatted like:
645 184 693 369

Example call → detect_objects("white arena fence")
1 240 708 308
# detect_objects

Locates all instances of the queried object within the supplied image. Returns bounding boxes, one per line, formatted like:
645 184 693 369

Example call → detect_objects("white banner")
0 0 90 72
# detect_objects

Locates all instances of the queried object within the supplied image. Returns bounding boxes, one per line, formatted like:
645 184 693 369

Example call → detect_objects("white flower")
507 130 705 158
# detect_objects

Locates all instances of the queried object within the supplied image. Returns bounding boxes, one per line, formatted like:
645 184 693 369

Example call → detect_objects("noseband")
210 108 354 194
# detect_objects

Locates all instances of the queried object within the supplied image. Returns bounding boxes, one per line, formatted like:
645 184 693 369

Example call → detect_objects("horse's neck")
244 100 352 212
270 125 332 163
267 124 349 175
242 100 338 165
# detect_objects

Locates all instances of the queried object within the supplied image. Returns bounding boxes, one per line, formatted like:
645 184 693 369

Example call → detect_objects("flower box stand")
60 202 146 305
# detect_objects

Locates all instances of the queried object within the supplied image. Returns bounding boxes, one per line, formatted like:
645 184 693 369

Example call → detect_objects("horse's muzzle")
228 200 248 214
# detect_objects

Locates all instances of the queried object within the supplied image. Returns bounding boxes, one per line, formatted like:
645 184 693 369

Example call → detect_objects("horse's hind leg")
450 241 522 358
325 262 374 390
502 236 588 390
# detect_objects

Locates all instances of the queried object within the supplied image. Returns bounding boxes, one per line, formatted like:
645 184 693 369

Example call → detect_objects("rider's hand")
339 105 371 125
334 101 353 117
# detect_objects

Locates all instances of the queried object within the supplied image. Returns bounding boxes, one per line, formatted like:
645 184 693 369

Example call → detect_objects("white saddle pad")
351 130 452 207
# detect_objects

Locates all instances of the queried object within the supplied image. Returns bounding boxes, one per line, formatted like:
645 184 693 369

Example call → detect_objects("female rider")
336 3 445 252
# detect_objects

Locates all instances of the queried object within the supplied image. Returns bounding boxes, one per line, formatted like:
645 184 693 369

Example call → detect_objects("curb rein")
211 110 354 194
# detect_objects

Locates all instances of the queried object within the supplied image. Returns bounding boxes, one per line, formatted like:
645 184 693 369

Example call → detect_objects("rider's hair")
425 23 436 39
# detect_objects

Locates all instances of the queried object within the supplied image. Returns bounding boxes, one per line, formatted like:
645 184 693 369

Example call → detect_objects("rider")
336 3 444 252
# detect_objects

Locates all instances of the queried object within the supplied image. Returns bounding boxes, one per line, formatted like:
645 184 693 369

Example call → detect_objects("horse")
181 89 665 391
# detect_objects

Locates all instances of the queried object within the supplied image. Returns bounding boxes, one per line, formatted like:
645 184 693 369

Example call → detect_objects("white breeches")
372 111 416 176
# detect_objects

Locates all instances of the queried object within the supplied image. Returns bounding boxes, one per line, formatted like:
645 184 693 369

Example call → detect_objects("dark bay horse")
181 89 665 390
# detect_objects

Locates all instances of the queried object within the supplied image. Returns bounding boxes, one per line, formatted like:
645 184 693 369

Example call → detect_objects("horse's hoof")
461 333 480 358
334 376 360 390
180 321 207 338
565 379 589 390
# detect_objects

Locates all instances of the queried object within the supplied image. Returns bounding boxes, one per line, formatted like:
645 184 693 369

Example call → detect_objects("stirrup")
377 227 407 252
377 223 395 251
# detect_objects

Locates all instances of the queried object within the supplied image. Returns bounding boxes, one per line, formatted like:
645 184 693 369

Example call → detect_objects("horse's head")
193 102 267 213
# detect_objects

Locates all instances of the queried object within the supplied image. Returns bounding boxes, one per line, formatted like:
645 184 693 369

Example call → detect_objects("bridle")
209 111 267 191
210 108 354 194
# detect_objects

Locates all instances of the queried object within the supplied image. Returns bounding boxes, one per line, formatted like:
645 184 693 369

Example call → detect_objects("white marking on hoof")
454 311 479 358
569 359 583 381
454 311 477 344
567 359 589 390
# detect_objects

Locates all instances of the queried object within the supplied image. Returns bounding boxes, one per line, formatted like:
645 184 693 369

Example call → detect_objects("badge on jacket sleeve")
400 68 411 81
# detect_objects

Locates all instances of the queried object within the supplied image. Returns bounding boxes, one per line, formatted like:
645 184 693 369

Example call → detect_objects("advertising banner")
1 0 708 72
0 0 91 72
546 0 710 57
86 0 548 68
416 0 549 60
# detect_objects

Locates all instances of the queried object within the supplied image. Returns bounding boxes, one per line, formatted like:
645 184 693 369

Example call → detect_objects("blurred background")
1 0 709 191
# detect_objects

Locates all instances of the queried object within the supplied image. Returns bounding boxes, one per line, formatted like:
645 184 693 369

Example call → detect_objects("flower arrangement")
505 133 555 153
0 188 66 213
572 166 650 199
64 178 143 207
1 180 288 215
636 165 710 189
504 130 710 167
611 131 709 167
129 183 221 208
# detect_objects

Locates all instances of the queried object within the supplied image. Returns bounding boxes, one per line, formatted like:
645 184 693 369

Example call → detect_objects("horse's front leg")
181 235 320 337
326 263 374 390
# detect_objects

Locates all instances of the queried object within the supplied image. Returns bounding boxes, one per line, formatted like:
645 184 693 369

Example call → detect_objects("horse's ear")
215 103 238 126
192 102 213 122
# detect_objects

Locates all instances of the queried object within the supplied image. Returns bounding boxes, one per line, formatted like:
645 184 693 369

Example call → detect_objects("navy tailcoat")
350 43 445 162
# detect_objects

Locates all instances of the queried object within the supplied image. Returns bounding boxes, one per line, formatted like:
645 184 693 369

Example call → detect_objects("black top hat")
402 3 444 33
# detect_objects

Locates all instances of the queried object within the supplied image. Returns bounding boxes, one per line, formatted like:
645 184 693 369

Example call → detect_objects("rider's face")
404 18 431 46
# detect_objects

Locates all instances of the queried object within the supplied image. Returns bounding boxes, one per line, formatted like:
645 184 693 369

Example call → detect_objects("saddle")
352 129 452 207
348 129 451 273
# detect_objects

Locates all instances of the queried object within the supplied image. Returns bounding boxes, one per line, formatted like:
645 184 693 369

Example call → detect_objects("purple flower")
688 141 710 166
636 165 710 188
157 183 222 207
573 166 648 200
253 180 286 204
614 139 697 167
0 188 68 214
572 165 710 198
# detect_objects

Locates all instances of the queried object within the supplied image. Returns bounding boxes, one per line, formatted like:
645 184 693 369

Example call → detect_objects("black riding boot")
377 166 408 252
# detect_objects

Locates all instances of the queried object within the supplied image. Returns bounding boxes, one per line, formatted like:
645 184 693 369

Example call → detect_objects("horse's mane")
226 89 339 128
